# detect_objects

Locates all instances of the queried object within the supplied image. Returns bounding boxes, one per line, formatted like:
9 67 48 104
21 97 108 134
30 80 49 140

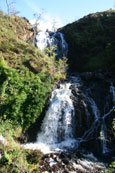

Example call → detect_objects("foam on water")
23 83 77 154
35 31 68 58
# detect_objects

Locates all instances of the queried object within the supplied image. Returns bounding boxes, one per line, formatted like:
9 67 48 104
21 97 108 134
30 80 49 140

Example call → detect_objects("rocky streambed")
23 72 115 173
38 151 106 173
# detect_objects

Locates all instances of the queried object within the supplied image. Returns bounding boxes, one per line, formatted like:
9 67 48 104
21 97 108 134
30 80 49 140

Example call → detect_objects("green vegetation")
0 64 53 129
0 119 42 173
0 10 67 129
0 10 67 172
102 117 115 173
113 118 115 132
60 9 115 72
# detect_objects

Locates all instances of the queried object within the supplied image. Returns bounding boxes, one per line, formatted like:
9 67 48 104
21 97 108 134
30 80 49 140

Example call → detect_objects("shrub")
0 66 53 129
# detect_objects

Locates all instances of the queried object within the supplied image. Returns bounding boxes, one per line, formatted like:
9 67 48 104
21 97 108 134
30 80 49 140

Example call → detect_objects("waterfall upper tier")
35 30 68 58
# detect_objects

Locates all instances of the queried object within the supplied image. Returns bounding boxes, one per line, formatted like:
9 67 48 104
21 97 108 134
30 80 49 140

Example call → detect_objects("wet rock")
62 170 69 173
113 80 115 87
62 158 69 165
42 154 50 160
94 72 104 80
76 152 84 158
60 152 67 159
80 139 103 157
24 72 114 172
55 156 61 162
52 164 58 172
81 72 93 81
37 151 106 172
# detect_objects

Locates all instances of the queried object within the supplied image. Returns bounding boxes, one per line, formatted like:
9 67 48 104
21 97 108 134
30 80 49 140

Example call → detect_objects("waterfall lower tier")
24 83 77 153
24 74 115 161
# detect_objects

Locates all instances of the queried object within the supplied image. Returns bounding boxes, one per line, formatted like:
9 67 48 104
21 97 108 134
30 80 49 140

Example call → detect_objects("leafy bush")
0 119 42 173
0 64 53 129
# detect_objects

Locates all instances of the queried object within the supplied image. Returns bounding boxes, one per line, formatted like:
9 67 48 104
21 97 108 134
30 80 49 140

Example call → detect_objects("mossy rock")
26 149 43 164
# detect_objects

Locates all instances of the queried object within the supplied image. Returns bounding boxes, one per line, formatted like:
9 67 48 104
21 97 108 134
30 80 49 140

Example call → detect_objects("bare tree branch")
33 10 44 45
5 0 17 15
5 0 10 15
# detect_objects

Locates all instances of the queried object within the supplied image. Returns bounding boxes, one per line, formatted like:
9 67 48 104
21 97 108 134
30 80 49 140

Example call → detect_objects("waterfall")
23 75 115 157
81 91 115 154
35 31 49 50
37 83 75 146
35 30 68 58
23 22 115 166
23 83 77 153
110 83 115 104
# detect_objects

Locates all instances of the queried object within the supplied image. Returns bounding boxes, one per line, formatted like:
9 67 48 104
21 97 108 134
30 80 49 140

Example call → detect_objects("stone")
113 80 115 87
62 170 69 173
55 156 61 162
62 158 69 165
80 72 93 81
60 152 66 159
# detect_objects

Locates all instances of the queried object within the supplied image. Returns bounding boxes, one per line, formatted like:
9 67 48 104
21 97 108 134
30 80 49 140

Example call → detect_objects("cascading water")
35 30 68 58
23 22 115 172
79 84 115 155
110 83 115 104
24 75 115 155
36 83 76 150
24 83 77 153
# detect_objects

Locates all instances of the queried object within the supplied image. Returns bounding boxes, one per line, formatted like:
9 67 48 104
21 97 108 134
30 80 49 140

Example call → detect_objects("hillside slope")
0 11 67 172
60 10 115 72
0 11 67 129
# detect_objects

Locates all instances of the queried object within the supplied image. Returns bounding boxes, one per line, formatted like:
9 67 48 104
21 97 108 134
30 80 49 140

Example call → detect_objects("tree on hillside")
5 0 14 15
5 0 19 15
52 20 57 32
33 10 44 45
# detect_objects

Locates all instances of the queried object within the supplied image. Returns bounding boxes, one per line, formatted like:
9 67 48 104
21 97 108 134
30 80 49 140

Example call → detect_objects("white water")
35 31 68 57
110 83 115 104
23 83 77 153
35 31 50 50
87 97 100 120
82 93 115 153
100 104 115 154
23 77 115 155
23 20 115 158
101 84 115 154
101 123 108 154
80 94 100 140
23 75 115 156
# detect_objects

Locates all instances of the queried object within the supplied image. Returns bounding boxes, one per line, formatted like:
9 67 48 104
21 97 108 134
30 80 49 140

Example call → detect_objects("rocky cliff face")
26 72 115 163
60 10 115 72
70 72 115 160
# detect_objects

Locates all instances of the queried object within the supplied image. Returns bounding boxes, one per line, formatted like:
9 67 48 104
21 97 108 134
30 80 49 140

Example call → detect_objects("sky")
0 0 114 27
